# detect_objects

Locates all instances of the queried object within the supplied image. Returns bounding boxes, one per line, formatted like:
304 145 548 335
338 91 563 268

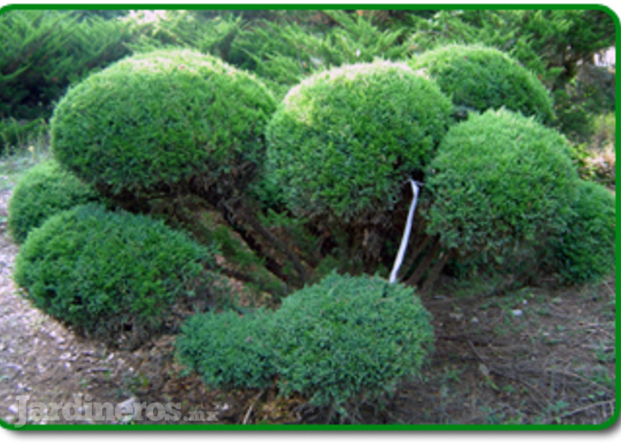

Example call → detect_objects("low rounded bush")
267 272 434 416
266 60 453 223
553 180 615 283
426 109 578 259
50 48 276 196
176 309 275 390
409 44 555 124
14 203 212 347
7 160 100 244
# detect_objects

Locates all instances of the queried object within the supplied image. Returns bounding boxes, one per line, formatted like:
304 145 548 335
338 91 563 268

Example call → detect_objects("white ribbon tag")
389 180 421 284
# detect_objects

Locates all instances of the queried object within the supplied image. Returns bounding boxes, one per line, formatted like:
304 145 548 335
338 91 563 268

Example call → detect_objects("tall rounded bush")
409 44 555 124
7 160 100 244
14 203 212 347
268 272 434 416
176 309 275 390
50 49 276 196
553 180 615 283
426 109 578 259
266 60 453 223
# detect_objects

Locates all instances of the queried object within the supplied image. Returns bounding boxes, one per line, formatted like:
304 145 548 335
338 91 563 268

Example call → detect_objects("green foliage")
426 109 579 259
553 180 615 284
50 48 276 198
409 44 554 124
553 64 616 143
0 118 48 155
7 160 100 244
405 9 615 141
0 9 133 120
14 203 212 347
266 60 453 224
126 10 413 100
176 309 275 390
208 221 286 298
268 272 434 417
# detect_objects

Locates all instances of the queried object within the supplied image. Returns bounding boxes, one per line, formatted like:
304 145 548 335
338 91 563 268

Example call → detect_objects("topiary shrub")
266 60 453 224
553 180 615 284
7 160 100 244
176 309 275 390
409 44 555 124
426 109 579 262
267 272 434 419
50 48 276 199
14 203 213 347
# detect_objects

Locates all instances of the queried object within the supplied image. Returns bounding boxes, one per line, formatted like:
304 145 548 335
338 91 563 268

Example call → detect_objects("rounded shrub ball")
267 272 434 414
14 203 211 347
553 180 615 283
409 44 555 124
176 309 275 390
266 60 453 223
426 109 578 258
50 48 276 196
8 160 100 244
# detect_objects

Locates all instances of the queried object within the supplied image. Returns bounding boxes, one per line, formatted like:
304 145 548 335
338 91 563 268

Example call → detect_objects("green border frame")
0 2 618 432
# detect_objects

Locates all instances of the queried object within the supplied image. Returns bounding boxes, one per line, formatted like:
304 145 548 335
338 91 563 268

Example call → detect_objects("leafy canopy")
266 60 453 224
51 48 276 196
426 109 579 259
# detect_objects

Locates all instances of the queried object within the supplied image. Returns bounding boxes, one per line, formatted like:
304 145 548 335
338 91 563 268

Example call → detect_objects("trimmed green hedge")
426 109 578 259
176 309 275 390
175 272 434 418
14 203 212 347
50 48 276 197
7 160 100 244
268 272 434 417
409 44 555 124
266 60 453 223
553 180 615 283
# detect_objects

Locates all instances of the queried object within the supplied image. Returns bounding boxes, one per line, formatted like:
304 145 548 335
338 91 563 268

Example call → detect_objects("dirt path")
0 187 289 426
0 188 143 425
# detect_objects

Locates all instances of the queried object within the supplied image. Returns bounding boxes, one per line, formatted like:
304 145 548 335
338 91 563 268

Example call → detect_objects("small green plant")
14 203 212 347
50 48 276 199
426 109 578 262
0 118 48 155
7 160 100 243
409 44 555 124
267 272 435 419
266 60 453 224
176 309 275 390
552 180 615 284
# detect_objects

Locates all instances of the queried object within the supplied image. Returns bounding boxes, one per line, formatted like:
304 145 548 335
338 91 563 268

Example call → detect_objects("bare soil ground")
0 185 616 427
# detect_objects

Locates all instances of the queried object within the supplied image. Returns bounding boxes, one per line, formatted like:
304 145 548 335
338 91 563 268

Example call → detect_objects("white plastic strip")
389 179 421 284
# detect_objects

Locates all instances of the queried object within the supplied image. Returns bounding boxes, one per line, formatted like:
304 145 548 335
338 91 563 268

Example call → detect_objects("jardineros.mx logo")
9 394 219 427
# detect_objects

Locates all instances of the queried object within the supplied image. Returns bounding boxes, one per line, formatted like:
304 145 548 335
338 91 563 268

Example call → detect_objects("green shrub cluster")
8 160 100 244
50 48 276 197
14 203 212 347
176 309 275 390
409 44 555 124
266 60 453 223
177 273 434 418
0 9 133 120
553 180 615 284
268 272 434 416
425 109 578 259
